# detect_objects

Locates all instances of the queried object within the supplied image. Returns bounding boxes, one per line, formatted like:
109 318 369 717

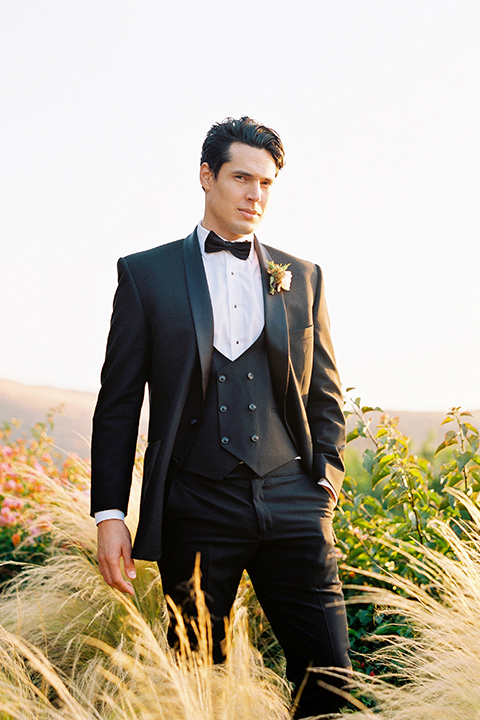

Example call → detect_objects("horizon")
2 376 479 415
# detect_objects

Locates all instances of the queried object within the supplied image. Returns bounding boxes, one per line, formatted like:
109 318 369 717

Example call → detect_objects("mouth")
238 208 259 219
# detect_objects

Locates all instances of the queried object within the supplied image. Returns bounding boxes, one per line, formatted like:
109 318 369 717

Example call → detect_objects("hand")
97 519 136 596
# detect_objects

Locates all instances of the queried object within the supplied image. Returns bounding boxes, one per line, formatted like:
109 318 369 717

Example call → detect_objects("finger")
101 555 135 595
120 534 136 580
113 576 135 596
123 552 137 580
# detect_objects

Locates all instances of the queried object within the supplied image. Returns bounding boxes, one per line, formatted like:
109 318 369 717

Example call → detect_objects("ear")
200 162 214 192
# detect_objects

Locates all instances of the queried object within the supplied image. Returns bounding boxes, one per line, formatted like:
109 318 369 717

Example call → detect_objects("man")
91 116 350 717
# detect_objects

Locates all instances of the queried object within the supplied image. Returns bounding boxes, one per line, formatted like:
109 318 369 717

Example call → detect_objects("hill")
0 379 148 457
0 378 478 458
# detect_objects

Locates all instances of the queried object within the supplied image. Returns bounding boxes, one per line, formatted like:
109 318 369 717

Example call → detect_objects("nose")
246 181 261 202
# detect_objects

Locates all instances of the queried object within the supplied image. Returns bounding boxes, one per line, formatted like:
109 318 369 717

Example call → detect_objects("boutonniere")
267 261 292 295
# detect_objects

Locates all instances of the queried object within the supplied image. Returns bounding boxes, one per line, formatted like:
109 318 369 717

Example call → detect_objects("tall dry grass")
3 457 480 718
0 461 291 719
0 589 290 719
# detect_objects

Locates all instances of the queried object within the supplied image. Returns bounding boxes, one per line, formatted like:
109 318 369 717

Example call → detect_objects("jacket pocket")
147 438 162 448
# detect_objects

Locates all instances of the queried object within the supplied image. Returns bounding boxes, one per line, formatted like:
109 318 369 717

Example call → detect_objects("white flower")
267 261 292 295
279 270 292 292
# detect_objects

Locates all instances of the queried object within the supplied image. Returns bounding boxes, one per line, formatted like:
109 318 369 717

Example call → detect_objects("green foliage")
344 447 372 495
338 394 480 674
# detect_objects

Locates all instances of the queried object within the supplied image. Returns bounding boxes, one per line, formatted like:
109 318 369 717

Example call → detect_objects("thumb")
123 546 136 580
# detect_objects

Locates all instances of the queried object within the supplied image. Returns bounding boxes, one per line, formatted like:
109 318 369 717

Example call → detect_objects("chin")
236 221 258 237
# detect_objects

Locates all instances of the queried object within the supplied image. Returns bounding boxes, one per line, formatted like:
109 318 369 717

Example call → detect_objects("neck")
200 222 252 243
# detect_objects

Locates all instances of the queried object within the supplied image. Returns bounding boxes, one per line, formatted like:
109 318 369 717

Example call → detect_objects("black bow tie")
204 231 251 260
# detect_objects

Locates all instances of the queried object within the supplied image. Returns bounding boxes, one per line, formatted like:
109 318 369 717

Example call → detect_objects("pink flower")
0 507 18 526
1 446 13 459
2 497 24 510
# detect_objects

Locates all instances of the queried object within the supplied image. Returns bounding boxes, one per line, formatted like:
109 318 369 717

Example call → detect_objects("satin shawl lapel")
255 238 290 409
183 230 214 399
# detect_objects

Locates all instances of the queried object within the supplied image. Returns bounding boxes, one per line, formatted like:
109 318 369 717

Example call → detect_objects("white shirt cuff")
317 478 337 505
95 509 125 525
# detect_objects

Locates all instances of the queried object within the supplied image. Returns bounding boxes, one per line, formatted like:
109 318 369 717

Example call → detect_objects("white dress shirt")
95 224 335 525
196 223 264 360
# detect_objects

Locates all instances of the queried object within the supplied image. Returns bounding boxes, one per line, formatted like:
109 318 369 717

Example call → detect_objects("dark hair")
200 116 285 177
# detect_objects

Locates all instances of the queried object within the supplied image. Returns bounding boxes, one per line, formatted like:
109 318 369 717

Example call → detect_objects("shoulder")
117 234 197 287
121 237 185 272
261 243 321 284
114 237 193 302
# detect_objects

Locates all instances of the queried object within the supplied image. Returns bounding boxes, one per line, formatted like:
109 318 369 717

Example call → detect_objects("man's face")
200 141 277 241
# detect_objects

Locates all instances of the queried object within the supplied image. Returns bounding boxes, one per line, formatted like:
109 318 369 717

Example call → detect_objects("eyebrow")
231 169 275 181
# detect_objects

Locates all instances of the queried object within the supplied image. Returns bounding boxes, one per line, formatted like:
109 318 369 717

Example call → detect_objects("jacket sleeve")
90 257 150 516
307 264 346 495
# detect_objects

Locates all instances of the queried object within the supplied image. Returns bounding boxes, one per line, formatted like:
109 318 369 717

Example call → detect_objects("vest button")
251 434 259 442
221 436 229 444
218 375 227 383
248 404 256 411
190 418 198 425
219 405 228 413
247 372 254 380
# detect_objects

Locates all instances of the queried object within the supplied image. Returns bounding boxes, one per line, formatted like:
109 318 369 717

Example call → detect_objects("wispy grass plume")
0 460 291 719
343 488 480 719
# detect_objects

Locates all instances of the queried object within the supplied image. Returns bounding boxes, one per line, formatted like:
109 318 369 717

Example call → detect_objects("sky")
1 1 479 411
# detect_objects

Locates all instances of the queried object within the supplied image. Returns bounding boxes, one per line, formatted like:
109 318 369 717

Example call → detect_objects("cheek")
262 189 272 206
212 190 229 215
219 187 237 208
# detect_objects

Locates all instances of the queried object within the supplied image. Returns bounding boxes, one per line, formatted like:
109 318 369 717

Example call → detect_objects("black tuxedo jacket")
91 229 345 560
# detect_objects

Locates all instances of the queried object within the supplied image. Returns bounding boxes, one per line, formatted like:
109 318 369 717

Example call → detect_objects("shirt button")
249 404 256 411
218 375 227 383
251 435 259 442
221 436 229 444
219 405 227 413
247 372 254 380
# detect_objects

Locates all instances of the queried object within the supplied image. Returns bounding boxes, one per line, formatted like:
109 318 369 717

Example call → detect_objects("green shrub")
337 393 480 674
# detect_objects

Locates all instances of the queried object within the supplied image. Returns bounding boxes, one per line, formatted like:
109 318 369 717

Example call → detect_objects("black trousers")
159 460 351 718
